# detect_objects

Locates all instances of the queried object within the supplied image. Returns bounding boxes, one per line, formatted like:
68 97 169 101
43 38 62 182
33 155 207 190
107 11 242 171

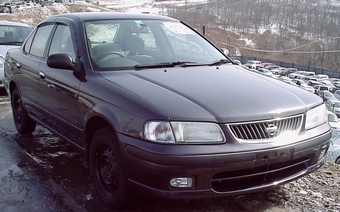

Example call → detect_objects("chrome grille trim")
227 115 303 142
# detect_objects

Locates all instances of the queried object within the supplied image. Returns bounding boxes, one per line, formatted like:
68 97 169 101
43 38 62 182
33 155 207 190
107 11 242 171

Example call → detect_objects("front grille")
211 156 311 192
227 115 303 140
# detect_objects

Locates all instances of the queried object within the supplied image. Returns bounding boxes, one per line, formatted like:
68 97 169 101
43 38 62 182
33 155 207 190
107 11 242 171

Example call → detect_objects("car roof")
45 12 177 22
0 20 32 27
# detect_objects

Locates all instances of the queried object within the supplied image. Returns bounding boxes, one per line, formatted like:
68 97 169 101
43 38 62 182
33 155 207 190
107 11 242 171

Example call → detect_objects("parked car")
327 111 340 129
278 76 296 85
326 128 340 164
333 89 340 100
265 65 280 71
292 79 315 93
0 21 33 88
280 67 298 76
329 78 340 85
244 60 261 69
3 12 331 209
300 76 317 84
40 0 54 6
308 80 324 87
327 136 340 164
257 68 275 77
233 59 241 65
0 6 12 13
314 85 330 93
326 99 340 117
270 67 287 75
318 90 336 102
288 71 315 79
319 80 336 91
258 62 273 69
315 74 329 81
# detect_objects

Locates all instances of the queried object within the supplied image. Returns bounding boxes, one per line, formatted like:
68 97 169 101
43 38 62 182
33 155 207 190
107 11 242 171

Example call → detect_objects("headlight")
0 56 4 68
144 121 225 144
305 104 327 130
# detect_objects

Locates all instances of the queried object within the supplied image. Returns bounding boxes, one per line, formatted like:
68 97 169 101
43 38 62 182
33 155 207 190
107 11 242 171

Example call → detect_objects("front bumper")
119 129 331 199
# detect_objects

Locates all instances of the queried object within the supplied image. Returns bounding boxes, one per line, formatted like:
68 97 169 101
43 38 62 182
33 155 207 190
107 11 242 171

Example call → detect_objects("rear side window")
29 24 54 57
23 32 34 53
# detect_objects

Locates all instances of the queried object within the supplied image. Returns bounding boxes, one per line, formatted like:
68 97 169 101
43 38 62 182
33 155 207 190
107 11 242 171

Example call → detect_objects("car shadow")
0 88 8 96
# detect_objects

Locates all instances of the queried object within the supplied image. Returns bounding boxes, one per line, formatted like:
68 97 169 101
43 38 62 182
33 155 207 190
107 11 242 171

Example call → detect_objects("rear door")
12 24 54 117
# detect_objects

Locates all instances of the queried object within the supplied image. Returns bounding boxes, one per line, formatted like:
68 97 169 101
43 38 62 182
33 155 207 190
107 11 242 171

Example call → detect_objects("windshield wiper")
0 41 23 46
134 61 202 70
209 59 232 66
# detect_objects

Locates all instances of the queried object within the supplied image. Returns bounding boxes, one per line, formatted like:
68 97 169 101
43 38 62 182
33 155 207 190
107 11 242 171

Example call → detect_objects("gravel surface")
161 162 340 212
283 162 340 212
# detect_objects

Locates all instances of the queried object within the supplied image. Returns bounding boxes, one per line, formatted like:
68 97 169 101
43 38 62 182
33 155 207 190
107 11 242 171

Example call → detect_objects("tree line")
166 0 340 71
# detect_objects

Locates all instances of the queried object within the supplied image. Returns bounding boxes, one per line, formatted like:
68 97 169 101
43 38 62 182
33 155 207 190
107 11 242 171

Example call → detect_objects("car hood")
0 45 20 58
100 64 322 123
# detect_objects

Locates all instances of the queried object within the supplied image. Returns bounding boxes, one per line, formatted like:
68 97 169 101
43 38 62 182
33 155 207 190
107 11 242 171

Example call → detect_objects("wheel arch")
336 156 340 164
85 115 120 161
9 80 18 96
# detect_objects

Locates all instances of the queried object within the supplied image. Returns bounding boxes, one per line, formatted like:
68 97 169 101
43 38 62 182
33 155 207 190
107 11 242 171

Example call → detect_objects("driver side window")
48 25 75 62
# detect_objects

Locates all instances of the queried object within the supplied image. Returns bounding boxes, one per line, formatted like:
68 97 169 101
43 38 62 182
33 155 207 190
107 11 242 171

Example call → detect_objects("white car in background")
292 79 316 93
319 80 336 91
0 21 33 87
315 74 329 81
328 111 340 129
244 60 261 69
326 99 340 117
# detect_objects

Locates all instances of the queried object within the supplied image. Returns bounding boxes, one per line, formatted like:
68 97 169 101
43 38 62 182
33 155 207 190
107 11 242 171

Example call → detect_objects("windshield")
84 19 228 70
0 25 33 46
324 92 334 98
322 81 333 86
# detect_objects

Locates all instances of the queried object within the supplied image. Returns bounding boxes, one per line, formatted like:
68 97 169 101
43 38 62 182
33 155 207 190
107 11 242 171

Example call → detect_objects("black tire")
11 88 36 134
335 157 340 165
89 127 130 210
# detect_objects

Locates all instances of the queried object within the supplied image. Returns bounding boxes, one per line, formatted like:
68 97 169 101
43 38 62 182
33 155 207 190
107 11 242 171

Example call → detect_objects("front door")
36 23 82 147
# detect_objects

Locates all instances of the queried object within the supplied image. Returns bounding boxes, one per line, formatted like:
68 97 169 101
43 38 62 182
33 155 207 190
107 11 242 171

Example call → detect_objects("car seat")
122 34 154 65
4 31 13 42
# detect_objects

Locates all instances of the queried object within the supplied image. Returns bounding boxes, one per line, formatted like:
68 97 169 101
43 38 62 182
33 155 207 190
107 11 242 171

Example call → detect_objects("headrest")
5 31 13 38
122 35 145 52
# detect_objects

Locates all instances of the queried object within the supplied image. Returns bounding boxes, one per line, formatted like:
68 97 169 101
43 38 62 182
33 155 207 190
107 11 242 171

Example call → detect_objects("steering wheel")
96 51 125 62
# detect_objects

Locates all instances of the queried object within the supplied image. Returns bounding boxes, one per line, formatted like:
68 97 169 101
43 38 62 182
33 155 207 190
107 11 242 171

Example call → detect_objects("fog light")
170 177 193 188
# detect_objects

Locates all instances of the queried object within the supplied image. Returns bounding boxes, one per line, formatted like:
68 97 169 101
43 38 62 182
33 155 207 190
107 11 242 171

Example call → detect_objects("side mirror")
220 48 229 56
47 54 74 70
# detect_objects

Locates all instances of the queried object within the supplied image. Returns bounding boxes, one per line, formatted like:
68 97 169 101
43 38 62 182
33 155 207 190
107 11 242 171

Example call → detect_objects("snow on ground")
258 24 280 35
239 37 255 48
100 0 208 14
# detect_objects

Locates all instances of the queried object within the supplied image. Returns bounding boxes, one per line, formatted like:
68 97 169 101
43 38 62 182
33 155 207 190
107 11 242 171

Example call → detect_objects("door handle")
16 63 21 69
39 71 45 79
47 84 55 89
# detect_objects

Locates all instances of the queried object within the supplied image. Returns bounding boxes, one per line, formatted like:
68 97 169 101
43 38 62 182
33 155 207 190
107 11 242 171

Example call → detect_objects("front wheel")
11 88 36 134
89 127 130 210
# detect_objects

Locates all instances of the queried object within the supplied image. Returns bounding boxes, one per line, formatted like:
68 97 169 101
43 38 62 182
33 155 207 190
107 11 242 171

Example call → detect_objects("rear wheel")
11 88 36 134
89 127 130 210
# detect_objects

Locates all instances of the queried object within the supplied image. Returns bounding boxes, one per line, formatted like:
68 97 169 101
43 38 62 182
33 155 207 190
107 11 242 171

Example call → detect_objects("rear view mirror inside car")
131 24 149 33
